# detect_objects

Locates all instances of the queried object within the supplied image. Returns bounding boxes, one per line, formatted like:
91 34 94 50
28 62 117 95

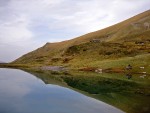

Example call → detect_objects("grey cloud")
0 0 10 7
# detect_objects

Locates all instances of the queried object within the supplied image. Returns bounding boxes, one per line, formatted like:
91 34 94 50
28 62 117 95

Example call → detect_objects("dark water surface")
0 68 124 113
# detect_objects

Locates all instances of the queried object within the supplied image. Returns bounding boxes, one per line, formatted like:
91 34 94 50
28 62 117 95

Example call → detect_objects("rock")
95 69 103 73
140 67 145 69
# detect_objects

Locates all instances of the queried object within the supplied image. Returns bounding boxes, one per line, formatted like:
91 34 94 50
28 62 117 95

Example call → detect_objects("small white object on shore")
95 69 102 73
140 76 145 78
140 67 144 69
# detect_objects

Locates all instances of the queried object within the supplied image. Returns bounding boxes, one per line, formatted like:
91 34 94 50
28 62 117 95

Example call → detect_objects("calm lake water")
0 68 124 113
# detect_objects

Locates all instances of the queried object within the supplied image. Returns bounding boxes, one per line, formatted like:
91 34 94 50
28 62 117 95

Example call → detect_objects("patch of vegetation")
62 57 73 63
65 45 81 55
0 63 30 69
51 57 61 62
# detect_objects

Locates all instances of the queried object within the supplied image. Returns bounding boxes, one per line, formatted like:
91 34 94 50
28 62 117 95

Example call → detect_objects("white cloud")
0 15 32 43
0 0 150 62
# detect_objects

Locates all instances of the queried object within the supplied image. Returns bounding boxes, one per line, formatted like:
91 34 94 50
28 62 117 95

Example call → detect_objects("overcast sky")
0 0 150 62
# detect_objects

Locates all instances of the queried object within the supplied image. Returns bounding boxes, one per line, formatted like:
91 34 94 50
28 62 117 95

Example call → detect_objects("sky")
0 0 150 62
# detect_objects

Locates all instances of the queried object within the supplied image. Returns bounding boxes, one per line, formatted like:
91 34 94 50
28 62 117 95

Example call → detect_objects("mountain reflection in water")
0 68 124 113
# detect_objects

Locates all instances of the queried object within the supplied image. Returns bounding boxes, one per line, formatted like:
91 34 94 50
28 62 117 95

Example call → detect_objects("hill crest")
13 10 150 67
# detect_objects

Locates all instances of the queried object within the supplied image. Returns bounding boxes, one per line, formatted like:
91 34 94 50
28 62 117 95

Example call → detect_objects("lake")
0 68 124 113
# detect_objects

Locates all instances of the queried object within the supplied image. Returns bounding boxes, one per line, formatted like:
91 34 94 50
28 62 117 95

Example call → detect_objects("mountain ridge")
13 10 150 68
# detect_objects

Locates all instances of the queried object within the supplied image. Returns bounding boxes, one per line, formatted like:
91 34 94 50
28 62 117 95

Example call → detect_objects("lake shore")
0 63 150 113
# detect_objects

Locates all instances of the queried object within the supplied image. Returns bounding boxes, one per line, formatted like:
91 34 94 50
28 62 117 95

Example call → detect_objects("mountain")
13 10 150 69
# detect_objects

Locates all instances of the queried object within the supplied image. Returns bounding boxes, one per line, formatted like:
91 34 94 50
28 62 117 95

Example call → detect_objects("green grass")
67 53 150 74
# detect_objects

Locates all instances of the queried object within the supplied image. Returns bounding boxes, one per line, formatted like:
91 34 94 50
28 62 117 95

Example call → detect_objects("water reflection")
0 68 123 113
125 73 132 79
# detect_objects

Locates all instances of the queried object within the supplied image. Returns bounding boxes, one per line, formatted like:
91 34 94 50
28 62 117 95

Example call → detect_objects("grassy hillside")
13 10 150 70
